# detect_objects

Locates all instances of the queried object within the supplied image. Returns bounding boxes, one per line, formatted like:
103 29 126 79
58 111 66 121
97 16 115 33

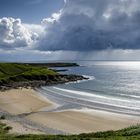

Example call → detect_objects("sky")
0 0 140 61
0 0 64 23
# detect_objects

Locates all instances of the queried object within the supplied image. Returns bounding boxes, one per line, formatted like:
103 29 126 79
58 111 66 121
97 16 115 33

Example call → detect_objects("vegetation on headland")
0 63 85 90
0 122 140 140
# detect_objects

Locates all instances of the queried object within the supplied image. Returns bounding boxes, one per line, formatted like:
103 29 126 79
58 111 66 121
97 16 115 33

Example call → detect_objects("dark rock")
0 74 88 91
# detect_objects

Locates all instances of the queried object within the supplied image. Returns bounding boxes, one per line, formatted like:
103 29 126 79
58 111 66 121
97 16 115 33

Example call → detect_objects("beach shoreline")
0 88 140 135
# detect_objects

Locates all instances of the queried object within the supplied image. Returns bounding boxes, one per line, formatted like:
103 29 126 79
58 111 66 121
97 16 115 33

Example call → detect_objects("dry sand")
0 88 53 134
0 88 140 134
26 109 140 134
0 88 52 115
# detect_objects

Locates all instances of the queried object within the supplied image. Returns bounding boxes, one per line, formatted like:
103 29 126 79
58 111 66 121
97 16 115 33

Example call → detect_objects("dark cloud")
1 0 140 53
38 0 140 51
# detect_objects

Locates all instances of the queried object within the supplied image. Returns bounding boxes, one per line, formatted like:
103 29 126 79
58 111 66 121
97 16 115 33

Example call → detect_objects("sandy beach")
0 88 140 134
26 110 140 134
0 88 52 115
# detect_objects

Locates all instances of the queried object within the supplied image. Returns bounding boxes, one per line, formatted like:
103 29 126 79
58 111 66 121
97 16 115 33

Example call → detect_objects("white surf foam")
41 87 140 111
53 87 140 104
65 75 95 85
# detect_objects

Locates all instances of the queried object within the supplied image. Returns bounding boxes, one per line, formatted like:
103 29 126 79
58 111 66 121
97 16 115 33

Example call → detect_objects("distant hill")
27 62 79 67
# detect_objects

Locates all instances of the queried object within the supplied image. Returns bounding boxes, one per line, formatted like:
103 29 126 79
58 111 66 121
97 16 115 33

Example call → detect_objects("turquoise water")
38 61 140 116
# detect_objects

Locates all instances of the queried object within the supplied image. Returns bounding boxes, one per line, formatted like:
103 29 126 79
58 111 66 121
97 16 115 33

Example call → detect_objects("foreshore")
0 88 140 135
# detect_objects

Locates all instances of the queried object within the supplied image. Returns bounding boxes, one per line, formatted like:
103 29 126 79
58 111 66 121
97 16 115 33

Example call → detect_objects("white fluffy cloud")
0 17 41 49
42 11 62 24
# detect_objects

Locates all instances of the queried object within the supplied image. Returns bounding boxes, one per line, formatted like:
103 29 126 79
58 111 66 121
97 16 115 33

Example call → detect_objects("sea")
37 61 140 116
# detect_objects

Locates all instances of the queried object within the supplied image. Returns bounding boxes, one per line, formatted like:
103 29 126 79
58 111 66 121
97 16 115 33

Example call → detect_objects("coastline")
0 88 140 135
0 74 87 91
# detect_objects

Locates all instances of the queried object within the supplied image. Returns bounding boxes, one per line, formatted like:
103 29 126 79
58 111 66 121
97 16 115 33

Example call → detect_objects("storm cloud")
38 0 140 51
1 0 140 59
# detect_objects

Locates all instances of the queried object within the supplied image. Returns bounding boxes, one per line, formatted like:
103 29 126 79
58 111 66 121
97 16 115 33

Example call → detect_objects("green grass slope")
0 123 140 140
0 63 57 85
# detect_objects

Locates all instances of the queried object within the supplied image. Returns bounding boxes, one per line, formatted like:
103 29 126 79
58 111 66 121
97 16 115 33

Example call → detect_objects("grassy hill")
0 63 85 90
0 63 56 77
0 123 139 140
0 63 57 85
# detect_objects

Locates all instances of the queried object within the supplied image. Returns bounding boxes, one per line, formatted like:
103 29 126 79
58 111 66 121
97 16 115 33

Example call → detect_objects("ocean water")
38 61 140 116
